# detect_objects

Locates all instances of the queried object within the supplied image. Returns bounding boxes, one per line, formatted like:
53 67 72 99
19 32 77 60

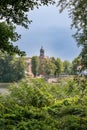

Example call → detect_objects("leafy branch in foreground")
57 0 87 68
58 0 87 45
0 0 55 55
0 0 55 28
0 22 25 55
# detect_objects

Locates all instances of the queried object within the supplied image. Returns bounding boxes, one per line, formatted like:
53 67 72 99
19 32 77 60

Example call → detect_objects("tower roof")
40 46 44 53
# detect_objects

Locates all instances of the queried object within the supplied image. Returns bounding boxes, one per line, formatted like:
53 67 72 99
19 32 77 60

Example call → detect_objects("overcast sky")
16 4 81 62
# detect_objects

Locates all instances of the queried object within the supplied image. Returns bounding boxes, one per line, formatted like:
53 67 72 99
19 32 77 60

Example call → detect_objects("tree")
0 0 55 28
0 51 25 82
13 57 26 81
0 22 25 55
57 0 87 67
38 58 56 76
71 57 80 75
58 0 87 46
63 60 72 74
0 0 55 54
54 58 63 77
50 57 56 64
79 45 87 69
31 56 39 77
44 59 56 76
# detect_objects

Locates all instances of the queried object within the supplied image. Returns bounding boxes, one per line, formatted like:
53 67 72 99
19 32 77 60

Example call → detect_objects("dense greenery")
0 78 87 129
0 22 25 55
0 50 78 82
71 57 80 75
54 58 63 76
0 0 55 28
31 56 72 76
80 46 87 68
63 60 72 74
31 56 39 77
0 51 25 82
38 58 56 76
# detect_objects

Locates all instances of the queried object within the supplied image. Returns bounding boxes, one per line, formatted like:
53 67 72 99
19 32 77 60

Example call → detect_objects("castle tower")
39 46 45 75
40 46 44 59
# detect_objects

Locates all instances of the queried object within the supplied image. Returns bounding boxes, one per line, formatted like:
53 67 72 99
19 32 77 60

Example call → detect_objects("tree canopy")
0 0 55 28
58 0 87 67
31 56 39 77
0 0 55 55
0 22 26 55
58 0 87 46
0 51 25 82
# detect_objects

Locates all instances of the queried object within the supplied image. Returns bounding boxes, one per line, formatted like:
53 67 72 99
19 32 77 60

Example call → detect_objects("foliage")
31 56 74 77
0 0 55 54
0 51 25 82
71 57 80 75
39 58 56 76
45 59 56 76
0 22 25 55
54 58 63 76
80 46 87 68
63 60 72 74
57 0 87 68
0 0 55 28
0 77 87 129
38 58 46 75
58 0 87 46
31 56 39 77
31 56 70 77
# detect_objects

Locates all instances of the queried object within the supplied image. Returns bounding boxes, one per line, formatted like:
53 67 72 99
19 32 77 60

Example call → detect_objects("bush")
0 78 87 129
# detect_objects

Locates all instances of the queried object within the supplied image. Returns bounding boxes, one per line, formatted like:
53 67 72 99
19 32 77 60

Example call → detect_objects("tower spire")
40 46 44 58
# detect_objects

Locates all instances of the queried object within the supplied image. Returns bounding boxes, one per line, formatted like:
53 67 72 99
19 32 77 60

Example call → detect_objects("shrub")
0 78 87 129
